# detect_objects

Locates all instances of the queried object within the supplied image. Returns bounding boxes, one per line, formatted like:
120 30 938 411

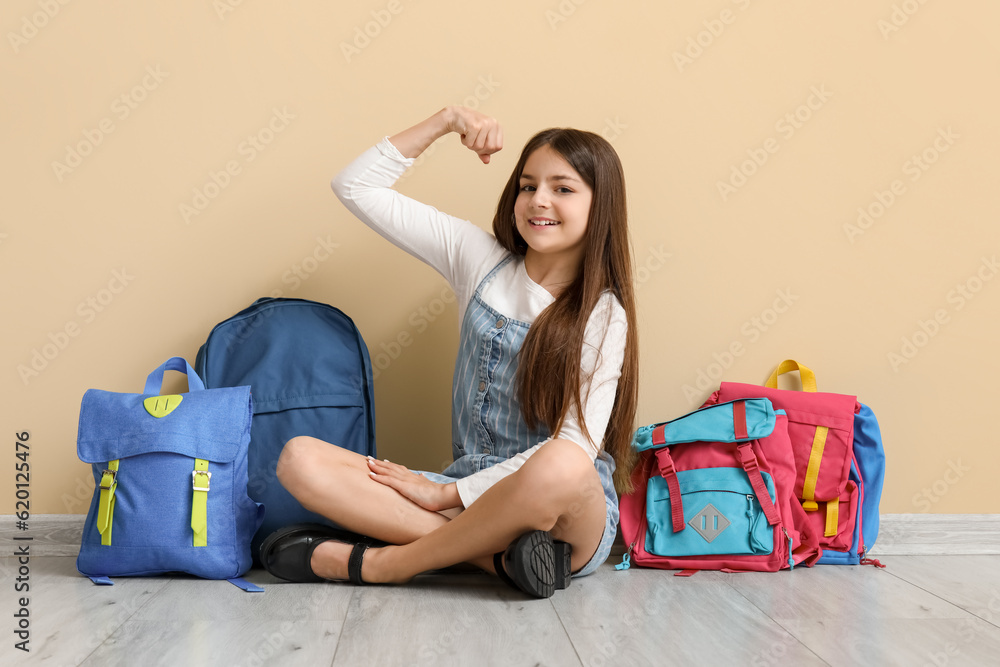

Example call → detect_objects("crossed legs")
274 436 609 583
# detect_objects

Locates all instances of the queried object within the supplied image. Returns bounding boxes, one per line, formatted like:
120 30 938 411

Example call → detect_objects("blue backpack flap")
195 298 376 558
816 403 886 565
633 398 777 451
76 358 263 589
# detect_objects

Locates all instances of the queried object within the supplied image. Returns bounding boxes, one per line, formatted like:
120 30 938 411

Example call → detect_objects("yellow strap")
97 460 119 546
825 498 840 537
191 459 210 547
800 426 828 511
765 360 818 392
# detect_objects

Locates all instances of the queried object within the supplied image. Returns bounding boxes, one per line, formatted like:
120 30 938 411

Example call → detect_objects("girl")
259 106 639 598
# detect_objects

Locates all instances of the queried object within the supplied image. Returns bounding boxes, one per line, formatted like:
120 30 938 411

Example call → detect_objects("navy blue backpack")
195 298 376 558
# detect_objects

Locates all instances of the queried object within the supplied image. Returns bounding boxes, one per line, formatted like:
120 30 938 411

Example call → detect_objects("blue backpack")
816 404 886 565
195 298 377 557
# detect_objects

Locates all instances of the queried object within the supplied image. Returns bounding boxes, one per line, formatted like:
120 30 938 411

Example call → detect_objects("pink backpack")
618 399 821 573
708 360 885 566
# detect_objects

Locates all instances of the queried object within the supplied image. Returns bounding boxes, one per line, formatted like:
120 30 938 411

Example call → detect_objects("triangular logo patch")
143 394 183 418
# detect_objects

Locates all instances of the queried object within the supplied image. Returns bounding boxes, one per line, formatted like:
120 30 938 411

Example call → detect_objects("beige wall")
3 1 997 515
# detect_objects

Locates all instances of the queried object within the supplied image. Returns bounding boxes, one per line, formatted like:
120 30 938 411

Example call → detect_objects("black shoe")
259 523 382 584
493 530 572 598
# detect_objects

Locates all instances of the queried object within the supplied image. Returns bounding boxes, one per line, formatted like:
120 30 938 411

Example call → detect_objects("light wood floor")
4 555 1000 666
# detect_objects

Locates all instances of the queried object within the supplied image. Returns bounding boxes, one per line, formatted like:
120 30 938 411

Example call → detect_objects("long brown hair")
492 128 639 493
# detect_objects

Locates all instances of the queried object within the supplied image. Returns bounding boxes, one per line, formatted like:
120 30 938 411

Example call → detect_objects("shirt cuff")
376 135 415 166
455 476 476 510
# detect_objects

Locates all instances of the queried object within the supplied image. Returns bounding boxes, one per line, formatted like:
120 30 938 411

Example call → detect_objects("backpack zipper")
616 540 635 571
850 453 884 567
653 489 764 501
782 526 794 570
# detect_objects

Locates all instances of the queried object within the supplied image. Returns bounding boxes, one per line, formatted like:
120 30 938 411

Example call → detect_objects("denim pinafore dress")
421 256 619 577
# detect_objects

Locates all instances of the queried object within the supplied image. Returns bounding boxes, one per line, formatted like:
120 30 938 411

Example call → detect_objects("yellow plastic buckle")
192 470 212 492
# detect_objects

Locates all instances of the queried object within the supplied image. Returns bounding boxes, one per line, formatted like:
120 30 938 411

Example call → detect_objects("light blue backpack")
76 358 264 589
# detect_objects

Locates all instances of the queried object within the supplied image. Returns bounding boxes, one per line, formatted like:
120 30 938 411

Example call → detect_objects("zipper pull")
615 542 635 571
859 546 886 569
782 527 794 570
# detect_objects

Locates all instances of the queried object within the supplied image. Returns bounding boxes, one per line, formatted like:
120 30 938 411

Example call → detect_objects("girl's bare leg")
275 436 493 571
306 439 609 583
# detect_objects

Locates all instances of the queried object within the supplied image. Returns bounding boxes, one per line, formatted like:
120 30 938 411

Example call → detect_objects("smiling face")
513 144 593 270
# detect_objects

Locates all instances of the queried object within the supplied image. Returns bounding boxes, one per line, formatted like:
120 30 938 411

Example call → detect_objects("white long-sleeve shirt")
332 136 627 507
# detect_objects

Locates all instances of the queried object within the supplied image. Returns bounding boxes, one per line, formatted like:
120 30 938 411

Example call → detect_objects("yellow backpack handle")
766 360 832 526
765 360 818 392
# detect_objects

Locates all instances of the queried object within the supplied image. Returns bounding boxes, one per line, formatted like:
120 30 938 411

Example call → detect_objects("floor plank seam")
880 566 1000 631
719 574 834 667
551 597 586 666
76 638 111 667
76 577 166 666
328 586 357 667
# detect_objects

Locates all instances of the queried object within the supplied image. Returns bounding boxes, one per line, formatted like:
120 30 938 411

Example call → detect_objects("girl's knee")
276 436 325 485
277 436 364 487
276 436 302 484
520 439 599 499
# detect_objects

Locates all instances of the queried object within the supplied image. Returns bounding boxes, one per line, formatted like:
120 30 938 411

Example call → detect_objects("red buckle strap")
654 448 685 533
733 400 748 440
737 441 757 468
652 423 666 447
736 443 780 526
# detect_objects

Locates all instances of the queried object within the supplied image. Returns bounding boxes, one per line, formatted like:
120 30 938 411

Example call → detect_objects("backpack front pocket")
645 467 776 557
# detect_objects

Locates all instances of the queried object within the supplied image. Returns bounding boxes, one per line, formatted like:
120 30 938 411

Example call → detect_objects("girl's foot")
312 539 414 584
259 523 385 584
494 530 573 598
